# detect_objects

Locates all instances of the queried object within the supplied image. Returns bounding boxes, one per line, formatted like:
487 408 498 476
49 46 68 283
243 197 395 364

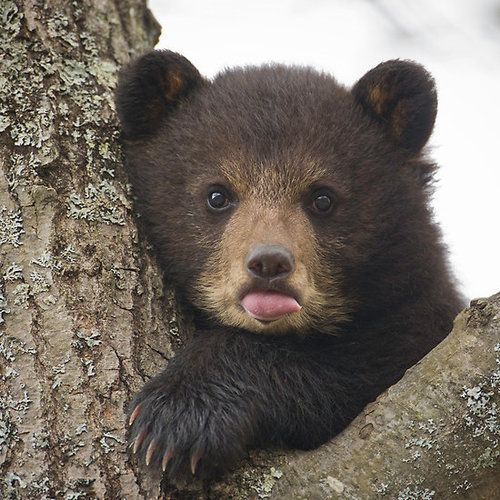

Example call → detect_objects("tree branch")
205 294 500 499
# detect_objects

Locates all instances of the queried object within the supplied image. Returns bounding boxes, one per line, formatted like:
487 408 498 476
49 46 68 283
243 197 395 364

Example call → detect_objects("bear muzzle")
245 244 295 282
241 245 301 322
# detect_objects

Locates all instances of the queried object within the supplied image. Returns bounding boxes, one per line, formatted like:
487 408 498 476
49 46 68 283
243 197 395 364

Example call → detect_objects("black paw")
127 378 253 482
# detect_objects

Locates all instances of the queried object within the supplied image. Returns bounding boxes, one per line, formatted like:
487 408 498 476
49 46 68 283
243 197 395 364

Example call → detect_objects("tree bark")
207 294 500 500
1 2 498 499
0 1 180 498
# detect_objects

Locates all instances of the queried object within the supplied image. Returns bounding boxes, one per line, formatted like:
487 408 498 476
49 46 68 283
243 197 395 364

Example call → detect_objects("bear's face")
116 53 437 334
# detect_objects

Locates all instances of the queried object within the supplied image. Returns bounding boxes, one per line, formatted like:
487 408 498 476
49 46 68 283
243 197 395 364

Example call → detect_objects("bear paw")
127 381 252 482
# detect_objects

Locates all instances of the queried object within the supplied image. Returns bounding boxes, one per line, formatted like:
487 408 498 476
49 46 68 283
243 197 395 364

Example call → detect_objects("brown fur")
368 84 390 115
193 154 351 334
114 51 464 482
164 71 184 101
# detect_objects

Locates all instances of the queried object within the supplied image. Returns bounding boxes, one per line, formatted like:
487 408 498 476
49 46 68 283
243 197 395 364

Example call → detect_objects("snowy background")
149 0 500 300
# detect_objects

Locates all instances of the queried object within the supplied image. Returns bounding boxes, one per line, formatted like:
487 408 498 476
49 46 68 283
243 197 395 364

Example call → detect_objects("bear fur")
115 50 464 482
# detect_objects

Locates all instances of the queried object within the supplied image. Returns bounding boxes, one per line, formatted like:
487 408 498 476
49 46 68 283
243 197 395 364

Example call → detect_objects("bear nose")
245 245 295 282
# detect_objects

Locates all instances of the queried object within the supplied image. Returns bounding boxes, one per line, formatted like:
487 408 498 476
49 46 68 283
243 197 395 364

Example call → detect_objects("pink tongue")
241 291 301 321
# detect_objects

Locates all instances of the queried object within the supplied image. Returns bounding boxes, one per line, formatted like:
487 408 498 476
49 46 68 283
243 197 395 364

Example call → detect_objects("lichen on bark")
0 1 175 498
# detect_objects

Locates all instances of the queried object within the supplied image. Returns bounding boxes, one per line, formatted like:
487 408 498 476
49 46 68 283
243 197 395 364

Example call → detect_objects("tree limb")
205 294 500 499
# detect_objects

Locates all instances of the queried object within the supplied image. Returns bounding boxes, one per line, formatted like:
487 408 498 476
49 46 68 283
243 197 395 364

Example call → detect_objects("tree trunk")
0 1 180 498
1 3 498 499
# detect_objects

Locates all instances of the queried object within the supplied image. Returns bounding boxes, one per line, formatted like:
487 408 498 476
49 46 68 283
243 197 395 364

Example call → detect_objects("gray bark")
208 294 500 499
0 1 178 498
1 2 498 499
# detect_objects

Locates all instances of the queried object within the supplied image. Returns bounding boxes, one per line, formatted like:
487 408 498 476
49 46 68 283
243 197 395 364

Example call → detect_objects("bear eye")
310 188 335 214
207 186 231 211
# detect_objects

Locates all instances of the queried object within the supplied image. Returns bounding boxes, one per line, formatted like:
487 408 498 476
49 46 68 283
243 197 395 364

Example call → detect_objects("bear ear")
352 60 437 155
115 50 205 140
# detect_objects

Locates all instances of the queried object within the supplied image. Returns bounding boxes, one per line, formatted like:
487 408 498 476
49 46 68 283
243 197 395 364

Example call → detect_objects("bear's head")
116 51 438 335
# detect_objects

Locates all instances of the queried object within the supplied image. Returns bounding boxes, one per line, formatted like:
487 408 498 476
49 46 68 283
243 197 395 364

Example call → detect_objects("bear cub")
115 50 463 482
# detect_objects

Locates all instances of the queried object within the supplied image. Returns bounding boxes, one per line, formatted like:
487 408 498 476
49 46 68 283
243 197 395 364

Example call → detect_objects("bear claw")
126 373 248 479
132 430 147 454
162 449 174 471
191 451 202 475
146 439 156 466
129 404 142 426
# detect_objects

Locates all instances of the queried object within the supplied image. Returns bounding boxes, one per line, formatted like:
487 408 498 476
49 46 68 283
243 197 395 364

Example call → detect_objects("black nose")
246 245 295 281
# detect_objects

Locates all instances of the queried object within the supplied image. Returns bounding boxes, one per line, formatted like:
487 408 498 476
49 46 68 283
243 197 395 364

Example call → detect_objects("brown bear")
115 50 464 482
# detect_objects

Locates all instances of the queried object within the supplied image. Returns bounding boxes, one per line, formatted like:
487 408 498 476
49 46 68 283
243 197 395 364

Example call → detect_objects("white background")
149 0 500 300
